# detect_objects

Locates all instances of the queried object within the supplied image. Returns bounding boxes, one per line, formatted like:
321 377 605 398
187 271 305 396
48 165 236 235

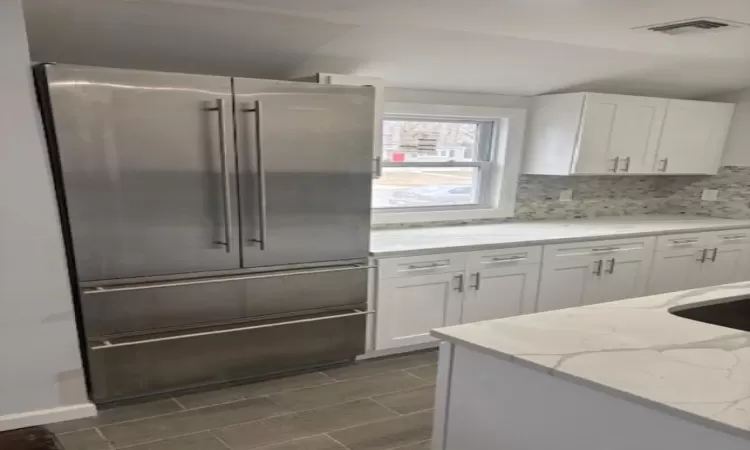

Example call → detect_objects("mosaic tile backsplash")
375 166 750 229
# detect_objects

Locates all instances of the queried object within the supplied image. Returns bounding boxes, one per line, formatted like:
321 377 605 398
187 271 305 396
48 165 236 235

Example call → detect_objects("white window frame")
372 102 527 225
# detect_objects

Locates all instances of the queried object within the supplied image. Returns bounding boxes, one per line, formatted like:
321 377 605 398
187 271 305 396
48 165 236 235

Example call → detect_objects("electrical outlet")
559 189 573 202
702 189 719 201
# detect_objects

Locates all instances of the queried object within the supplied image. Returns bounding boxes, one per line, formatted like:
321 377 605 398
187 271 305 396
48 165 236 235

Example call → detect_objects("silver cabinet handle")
606 258 616 274
710 247 718 262
89 309 375 350
243 101 268 250
470 272 481 290
454 274 464 293
592 259 603 276
82 264 375 294
658 158 669 173
490 255 526 263
722 235 747 240
406 262 446 270
208 99 232 253
671 239 698 245
610 157 620 173
591 247 620 253
373 156 383 178
620 157 631 173
698 249 708 263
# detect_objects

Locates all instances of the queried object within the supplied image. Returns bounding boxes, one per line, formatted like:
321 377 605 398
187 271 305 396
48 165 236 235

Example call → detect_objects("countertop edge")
370 222 750 258
431 327 750 441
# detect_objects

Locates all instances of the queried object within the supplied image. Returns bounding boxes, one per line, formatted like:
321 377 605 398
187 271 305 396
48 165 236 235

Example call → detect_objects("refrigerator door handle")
207 98 232 253
89 308 375 350
242 100 268 250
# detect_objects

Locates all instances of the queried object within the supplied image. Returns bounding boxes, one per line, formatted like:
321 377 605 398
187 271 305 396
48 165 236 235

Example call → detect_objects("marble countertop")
432 283 750 439
371 215 750 257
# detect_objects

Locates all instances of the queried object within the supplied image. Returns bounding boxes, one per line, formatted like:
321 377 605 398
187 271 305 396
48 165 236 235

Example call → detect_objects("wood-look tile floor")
47 350 438 450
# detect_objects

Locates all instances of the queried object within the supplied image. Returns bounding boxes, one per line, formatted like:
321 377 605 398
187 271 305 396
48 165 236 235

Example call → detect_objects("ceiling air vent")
636 17 748 36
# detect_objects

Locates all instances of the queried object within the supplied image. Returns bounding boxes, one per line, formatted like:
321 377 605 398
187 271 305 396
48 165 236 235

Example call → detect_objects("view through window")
373 118 495 210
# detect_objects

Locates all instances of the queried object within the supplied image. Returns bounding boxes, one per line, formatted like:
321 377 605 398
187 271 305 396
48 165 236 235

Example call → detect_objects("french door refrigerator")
34 64 375 403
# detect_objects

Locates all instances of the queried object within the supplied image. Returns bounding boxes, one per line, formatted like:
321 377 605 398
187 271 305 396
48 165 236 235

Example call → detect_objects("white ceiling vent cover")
635 17 748 36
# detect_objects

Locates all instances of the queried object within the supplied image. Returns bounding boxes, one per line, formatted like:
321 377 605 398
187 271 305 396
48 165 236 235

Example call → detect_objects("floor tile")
47 399 183 433
0 427 59 450
322 351 437 381
270 372 427 412
99 396 285 448
175 372 335 410
114 432 227 450
55 429 109 450
216 399 395 450
372 385 436 415
256 435 346 450
328 410 433 450
405 365 437 383
391 440 431 450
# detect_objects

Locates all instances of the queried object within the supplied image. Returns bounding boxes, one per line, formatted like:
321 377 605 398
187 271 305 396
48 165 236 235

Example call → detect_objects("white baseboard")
0 403 97 432
357 341 439 360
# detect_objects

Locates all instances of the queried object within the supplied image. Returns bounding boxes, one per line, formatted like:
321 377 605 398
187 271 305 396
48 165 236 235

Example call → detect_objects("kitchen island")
430 282 750 450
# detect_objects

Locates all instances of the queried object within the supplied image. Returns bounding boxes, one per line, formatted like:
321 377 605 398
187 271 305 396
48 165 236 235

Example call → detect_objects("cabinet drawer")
378 253 466 279
466 246 542 270
655 233 707 251
543 237 655 267
709 229 750 246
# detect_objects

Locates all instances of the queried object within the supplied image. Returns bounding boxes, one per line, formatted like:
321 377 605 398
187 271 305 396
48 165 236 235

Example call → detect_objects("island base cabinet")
461 264 539 323
375 272 463 350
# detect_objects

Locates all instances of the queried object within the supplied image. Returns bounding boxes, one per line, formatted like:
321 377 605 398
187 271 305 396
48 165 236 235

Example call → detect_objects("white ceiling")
22 0 750 97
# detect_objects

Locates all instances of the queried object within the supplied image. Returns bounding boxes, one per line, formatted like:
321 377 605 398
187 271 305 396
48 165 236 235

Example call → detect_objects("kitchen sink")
671 298 750 332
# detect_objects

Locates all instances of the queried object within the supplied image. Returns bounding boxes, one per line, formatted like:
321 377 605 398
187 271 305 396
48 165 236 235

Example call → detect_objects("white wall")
0 0 93 430
714 88 750 167
385 87 530 109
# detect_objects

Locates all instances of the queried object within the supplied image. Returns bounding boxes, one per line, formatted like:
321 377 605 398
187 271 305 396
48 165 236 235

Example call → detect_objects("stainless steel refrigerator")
34 64 375 403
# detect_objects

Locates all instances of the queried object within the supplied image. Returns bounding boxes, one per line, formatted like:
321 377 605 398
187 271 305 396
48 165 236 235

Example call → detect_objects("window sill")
371 207 513 226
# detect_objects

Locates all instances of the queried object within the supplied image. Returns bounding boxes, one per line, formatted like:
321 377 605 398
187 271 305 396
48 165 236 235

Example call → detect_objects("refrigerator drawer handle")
90 309 375 350
207 98 232 253
82 264 376 294
243 101 268 250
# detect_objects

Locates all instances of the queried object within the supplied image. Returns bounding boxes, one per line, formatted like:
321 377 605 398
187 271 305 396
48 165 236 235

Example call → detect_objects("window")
373 118 494 210
372 103 526 225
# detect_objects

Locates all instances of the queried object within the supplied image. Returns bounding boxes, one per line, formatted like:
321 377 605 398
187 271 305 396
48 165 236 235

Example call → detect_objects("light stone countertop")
432 283 750 440
370 215 750 257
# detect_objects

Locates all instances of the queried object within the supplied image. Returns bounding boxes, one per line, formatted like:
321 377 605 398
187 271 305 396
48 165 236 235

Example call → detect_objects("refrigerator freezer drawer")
81 264 369 337
88 308 369 403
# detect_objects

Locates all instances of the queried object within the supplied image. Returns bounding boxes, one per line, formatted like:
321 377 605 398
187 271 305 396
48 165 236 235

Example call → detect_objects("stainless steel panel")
82 264 369 337
234 78 374 268
44 65 239 281
87 310 367 402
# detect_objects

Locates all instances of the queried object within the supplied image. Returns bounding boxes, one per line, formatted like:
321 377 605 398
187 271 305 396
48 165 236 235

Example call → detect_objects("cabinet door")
584 254 651 305
462 264 540 324
654 100 735 175
376 272 463 349
574 94 667 174
646 248 704 295
537 257 600 312
698 244 750 287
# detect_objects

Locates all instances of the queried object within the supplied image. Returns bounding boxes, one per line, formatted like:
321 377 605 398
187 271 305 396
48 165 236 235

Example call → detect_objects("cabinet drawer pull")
721 235 747 240
710 248 718 262
488 255 526 263
470 272 481 290
658 158 669 173
670 239 698 245
606 258 616 274
592 259 603 276
619 157 631 173
697 249 708 263
404 262 448 271
591 247 619 253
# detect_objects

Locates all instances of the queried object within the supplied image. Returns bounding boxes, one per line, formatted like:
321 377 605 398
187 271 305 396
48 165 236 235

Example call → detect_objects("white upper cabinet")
653 100 735 174
523 92 734 176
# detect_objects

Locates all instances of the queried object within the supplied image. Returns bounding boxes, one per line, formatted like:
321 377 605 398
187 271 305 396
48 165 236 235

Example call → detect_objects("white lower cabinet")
375 228 750 351
536 237 654 312
647 231 750 294
461 248 541 323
